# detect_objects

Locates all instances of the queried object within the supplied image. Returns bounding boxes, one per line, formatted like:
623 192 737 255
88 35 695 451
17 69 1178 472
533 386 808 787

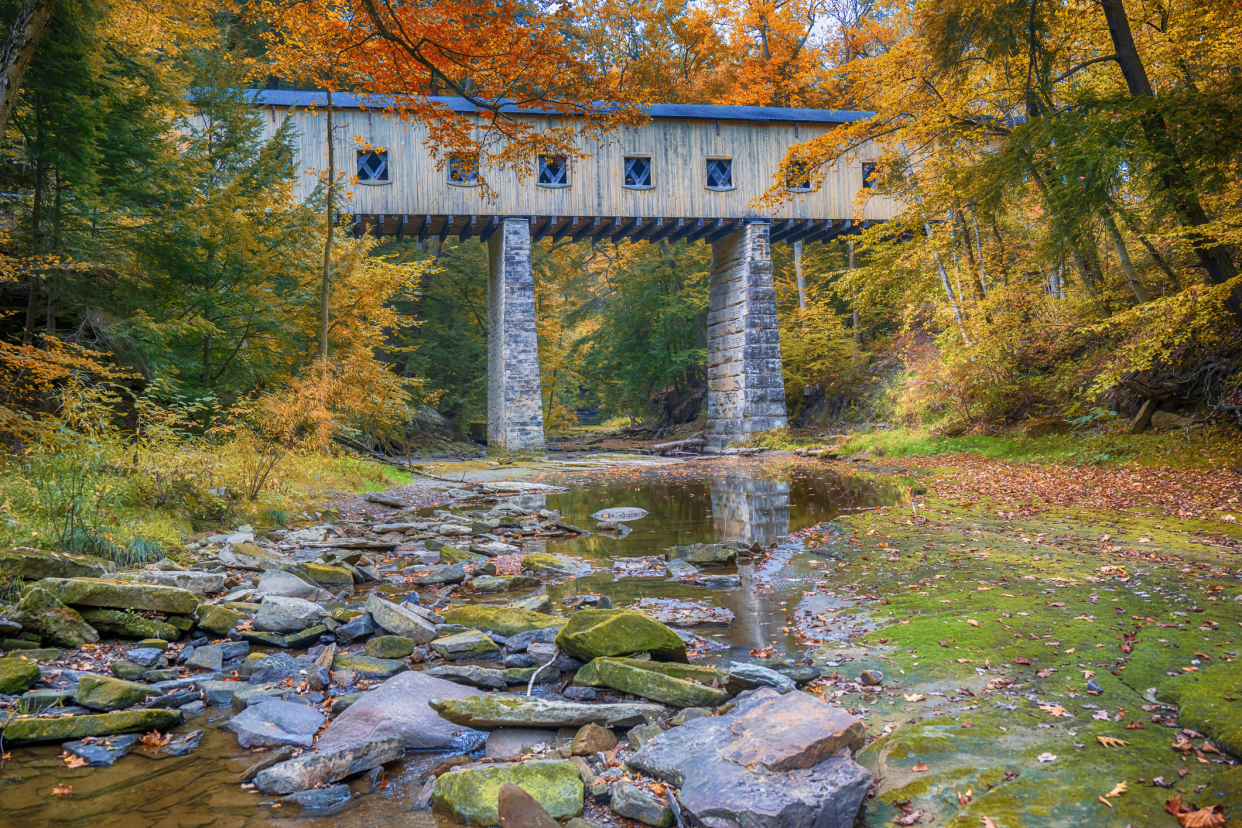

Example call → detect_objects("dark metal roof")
245 89 874 124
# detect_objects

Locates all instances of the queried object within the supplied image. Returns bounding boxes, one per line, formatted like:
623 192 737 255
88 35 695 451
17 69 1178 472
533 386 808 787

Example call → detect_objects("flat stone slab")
2 709 183 743
431 630 501 661
425 665 508 691
407 564 467 585
117 571 226 595
31 577 200 615
63 734 140 766
317 671 484 752
441 606 563 638
365 594 437 643
222 699 325 748
631 598 735 628
254 595 326 633
254 737 405 794
484 727 561 758
256 570 333 601
627 688 870 828
429 693 666 729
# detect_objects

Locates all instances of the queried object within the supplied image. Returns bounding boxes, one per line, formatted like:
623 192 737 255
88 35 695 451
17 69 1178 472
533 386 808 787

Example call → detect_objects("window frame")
861 161 878 190
704 157 735 191
622 155 654 190
356 149 390 186
446 153 480 188
536 154 570 188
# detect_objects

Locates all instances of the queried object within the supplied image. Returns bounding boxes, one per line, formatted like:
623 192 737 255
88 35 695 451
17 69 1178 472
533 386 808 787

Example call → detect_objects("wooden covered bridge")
248 90 898 454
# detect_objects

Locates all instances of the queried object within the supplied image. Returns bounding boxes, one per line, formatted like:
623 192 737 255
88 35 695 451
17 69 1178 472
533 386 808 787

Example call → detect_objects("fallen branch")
526 646 559 695
651 433 705 455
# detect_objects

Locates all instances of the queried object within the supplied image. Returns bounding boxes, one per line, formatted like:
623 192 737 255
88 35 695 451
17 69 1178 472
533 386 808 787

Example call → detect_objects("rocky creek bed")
0 454 1239 828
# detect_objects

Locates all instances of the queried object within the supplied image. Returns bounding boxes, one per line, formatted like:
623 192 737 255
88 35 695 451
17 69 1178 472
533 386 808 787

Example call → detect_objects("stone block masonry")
487 219 546 456
706 222 787 448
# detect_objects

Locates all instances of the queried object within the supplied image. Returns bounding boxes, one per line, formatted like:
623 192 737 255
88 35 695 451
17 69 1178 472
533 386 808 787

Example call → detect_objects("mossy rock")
439 605 565 638
0 655 41 694
299 562 354 586
664 544 737 566
556 609 686 663
587 658 728 708
79 609 179 641
222 601 262 613
331 607 365 623
471 575 542 593
3 708 182 743
1164 657 1242 758
0 548 113 580
31 577 199 615
432 759 584 824
430 630 501 661
441 546 486 565
364 635 416 659
575 656 727 688
197 605 249 636
167 615 195 631
331 653 408 680
10 586 99 647
74 675 152 711
521 553 590 576
110 659 148 680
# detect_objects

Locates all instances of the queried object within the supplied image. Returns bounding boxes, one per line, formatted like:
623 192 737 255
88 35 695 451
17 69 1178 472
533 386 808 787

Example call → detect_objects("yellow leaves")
904 693 927 702
966 619 981 627
1096 736 1129 748
1105 781 1127 798
1039 704 1072 717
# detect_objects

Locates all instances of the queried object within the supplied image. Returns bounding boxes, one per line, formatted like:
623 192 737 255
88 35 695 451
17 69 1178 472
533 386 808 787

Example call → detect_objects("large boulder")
299 562 354 586
254 737 405 794
256 570 333 601
575 657 727 688
428 694 666 729
79 609 179 641
555 609 686 663
222 699 325 748
0 654 41 694
0 548 113 580
582 658 729 708
364 594 437 643
1 708 182 743
73 675 154 711
31 577 200 615
440 605 564 638
665 544 737 566
10 586 98 646
627 688 871 828
253 595 326 633
432 760 585 824
218 543 291 571
117 571 226 595
317 670 484 751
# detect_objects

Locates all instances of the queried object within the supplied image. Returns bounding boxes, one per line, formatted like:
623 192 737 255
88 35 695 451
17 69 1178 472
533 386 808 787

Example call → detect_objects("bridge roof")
247 89 875 125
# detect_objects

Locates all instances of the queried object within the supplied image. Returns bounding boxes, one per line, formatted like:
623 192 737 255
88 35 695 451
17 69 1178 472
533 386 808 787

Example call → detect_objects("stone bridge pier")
706 221 787 448
485 218 788 456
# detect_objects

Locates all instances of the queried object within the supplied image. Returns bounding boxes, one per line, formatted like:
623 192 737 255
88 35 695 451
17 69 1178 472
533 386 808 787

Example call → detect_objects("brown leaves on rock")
1166 796 1226 828
52 785 72 797
139 730 171 747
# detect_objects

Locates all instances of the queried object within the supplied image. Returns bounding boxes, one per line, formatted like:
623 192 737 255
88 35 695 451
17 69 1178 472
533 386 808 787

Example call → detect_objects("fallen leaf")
957 789 973 805
894 811 923 825
913 763 929 772
139 730 171 747
1015 657 1032 665
53 785 72 797
1106 781 1127 797
981 819 999 828
1097 736 1129 748
967 620 980 627
61 755 88 769
904 693 927 702
1166 796 1227 828
1098 796 1113 808
1039 704 1072 717
1037 753 1057 762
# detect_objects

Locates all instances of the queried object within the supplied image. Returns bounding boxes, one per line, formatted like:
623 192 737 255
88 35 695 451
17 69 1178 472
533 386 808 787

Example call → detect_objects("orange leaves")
139 730 171 747
1166 797 1226 828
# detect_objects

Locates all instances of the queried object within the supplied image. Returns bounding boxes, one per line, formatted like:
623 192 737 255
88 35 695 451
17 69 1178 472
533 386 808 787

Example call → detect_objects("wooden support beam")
648 218 681 243
396 215 407 242
813 219 852 245
479 215 500 243
610 217 639 241
439 215 455 243
532 216 555 242
572 216 600 243
375 214 386 238
353 213 363 239
552 216 578 243
686 218 721 243
704 218 744 243
769 219 797 242
632 217 663 243
780 219 816 244
667 218 702 244
459 215 476 242
417 215 432 243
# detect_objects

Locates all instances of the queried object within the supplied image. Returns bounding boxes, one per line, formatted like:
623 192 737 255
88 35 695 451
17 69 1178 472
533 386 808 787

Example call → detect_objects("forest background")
0 0 1239 565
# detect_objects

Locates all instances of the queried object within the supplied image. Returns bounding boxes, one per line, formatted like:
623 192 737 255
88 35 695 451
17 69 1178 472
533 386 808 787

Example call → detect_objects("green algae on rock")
79 609 179 641
521 553 590 576
432 759 584 824
556 609 687 663
439 605 564 637
0 655 41 694
365 635 416 659
74 675 153 711
196 604 249 636
31 577 200 615
298 562 354 586
0 548 114 580
441 546 486 565
575 658 729 708
431 630 501 661
10 586 99 647
331 653 408 680
471 575 543 593
3 708 182 742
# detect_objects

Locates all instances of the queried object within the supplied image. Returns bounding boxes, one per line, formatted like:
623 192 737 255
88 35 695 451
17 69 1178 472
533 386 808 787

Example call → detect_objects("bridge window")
357 149 388 183
538 155 569 187
447 153 479 186
623 156 652 189
787 162 811 191
705 158 733 190
861 162 878 189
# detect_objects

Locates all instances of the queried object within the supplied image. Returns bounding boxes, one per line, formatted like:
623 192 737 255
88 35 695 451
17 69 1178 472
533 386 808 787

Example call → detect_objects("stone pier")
706 222 787 448
487 218 545 456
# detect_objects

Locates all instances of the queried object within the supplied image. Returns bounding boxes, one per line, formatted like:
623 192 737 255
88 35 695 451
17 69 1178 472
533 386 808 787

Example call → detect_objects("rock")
669 707 710 726
571 723 618 756
317 670 484 751
74 675 152 711
429 694 666 729
575 657 727 688
408 564 467 585
439 524 474 537
77 608 178 641
776 665 822 684
431 630 502 661
664 559 699 577
186 643 224 671
728 662 796 691
503 666 561 687
858 669 883 686
254 737 405 794
197 605 249 636
218 543 291 571
498 780 561 828
110 659 147 680
334 612 377 642
521 553 591 577
485 727 561 758
510 593 553 613
505 627 562 652
556 609 687 663
331 654 407 680
117 571 226 595
425 665 508 691
441 545 485 565
611 781 673 827
441 606 564 638
432 760 585 825
562 686 597 702
254 595 326 633
472 575 542 593
1152 410 1195 429
256 570 333 601
248 652 309 684
298 562 354 586
127 647 164 667
2 708 182 743
505 653 538 668
0 655 41 694
199 680 242 706
627 688 871 828
690 573 741 589
365 594 437 643
222 699 325 748
365 635 416 659
628 721 664 750
10 586 98 646
33 577 200 614
585 658 729 708
0 548 113 580
665 544 737 566
527 642 557 664
285 783 353 811
63 733 141 765
366 492 409 507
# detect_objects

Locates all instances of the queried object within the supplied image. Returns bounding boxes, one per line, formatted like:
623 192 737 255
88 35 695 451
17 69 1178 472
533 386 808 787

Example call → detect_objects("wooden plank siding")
243 96 897 237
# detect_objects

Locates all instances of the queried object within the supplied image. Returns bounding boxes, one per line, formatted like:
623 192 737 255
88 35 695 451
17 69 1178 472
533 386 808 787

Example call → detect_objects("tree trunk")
1098 0 1241 321
849 241 861 344
1102 211 1148 303
320 89 335 362
0 0 55 138
793 239 807 328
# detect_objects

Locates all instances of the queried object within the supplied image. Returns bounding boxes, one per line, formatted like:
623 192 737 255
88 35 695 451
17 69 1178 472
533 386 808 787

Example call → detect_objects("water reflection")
710 468 790 545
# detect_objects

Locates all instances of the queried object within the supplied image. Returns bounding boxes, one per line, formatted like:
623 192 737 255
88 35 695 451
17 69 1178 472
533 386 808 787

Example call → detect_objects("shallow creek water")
0 460 908 828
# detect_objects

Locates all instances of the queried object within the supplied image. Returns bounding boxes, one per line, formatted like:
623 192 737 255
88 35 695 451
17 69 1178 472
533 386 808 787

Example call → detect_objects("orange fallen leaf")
966 620 980 627
1097 736 1129 748
1099 796 1112 808
53 785 73 797
913 763 929 772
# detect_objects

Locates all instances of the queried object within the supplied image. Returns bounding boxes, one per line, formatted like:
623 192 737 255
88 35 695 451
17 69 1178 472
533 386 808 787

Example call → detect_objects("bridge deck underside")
346 214 878 246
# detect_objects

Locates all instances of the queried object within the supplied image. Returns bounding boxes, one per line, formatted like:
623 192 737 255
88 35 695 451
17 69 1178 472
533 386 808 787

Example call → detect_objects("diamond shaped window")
538 155 568 186
357 150 388 182
706 158 733 190
448 153 479 184
624 156 651 187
